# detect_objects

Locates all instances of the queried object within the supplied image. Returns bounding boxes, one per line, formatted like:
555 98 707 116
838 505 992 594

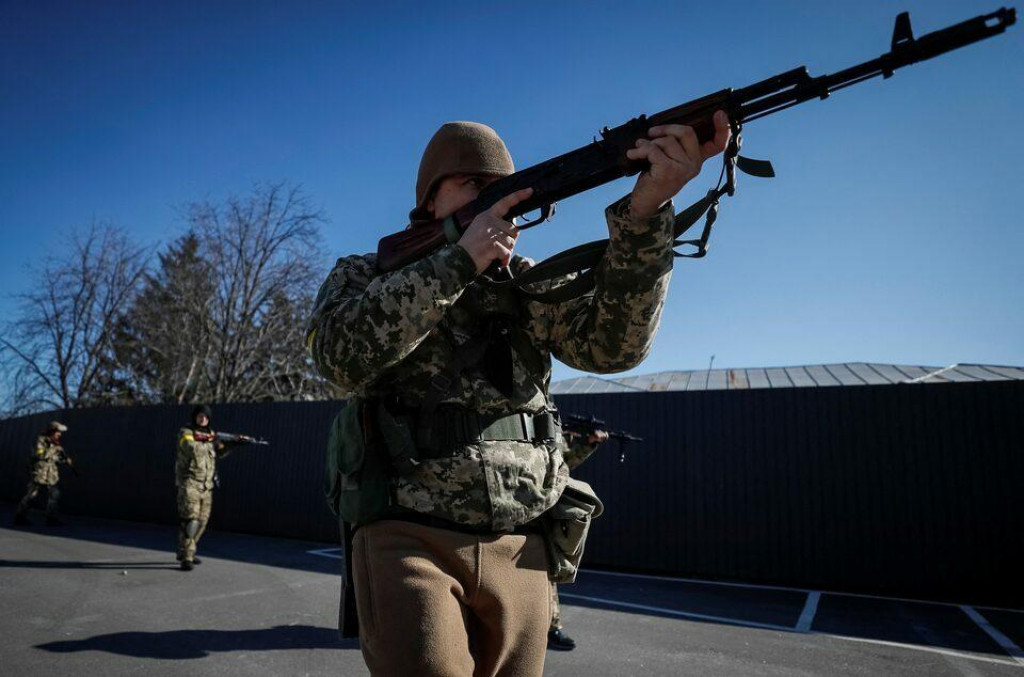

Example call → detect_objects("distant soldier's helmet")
191 404 212 423
409 121 515 224
46 421 68 433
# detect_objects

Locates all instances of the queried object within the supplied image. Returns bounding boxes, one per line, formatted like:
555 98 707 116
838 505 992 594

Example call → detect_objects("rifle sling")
483 187 719 303
416 328 492 452
485 138 770 302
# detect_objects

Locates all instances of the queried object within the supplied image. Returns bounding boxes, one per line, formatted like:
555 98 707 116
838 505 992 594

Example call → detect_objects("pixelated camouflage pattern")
175 427 219 561
307 195 675 530
17 481 61 516
177 484 212 561
31 436 64 486
562 434 600 470
176 427 218 491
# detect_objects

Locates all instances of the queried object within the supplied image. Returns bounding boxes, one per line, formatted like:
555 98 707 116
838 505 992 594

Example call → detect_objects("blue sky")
1 0 1021 384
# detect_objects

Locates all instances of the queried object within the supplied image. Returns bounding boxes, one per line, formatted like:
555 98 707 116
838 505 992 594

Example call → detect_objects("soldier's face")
52 431 62 442
196 413 209 427
428 174 500 219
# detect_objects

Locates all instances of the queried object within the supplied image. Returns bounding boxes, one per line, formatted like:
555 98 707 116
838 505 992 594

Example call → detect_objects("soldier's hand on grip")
457 188 533 274
627 110 731 221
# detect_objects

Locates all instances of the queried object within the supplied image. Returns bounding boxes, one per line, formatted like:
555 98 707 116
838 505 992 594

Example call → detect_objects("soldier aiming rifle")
562 413 643 463
309 7 1013 675
174 405 269 571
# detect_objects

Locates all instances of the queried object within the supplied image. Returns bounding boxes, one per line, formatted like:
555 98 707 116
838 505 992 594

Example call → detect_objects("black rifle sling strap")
339 521 359 638
416 324 492 452
488 127 774 303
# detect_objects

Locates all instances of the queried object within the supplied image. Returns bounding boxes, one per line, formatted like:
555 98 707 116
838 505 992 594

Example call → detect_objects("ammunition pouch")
540 478 604 584
325 397 395 526
325 396 562 527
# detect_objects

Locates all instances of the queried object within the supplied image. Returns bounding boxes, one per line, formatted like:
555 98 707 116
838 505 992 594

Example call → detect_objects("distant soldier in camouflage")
308 114 730 675
175 404 231 571
14 421 72 527
548 427 609 651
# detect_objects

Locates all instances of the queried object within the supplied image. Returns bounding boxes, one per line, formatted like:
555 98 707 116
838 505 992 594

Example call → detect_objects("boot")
192 557 202 565
547 627 576 651
180 560 194 572
45 515 64 527
13 512 32 527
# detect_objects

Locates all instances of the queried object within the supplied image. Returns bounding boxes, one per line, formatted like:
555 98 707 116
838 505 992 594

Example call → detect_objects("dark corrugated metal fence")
1 381 1019 604
557 381 1023 606
0 401 342 542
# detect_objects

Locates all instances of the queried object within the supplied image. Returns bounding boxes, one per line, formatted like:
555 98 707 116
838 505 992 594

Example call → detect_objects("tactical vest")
326 274 562 527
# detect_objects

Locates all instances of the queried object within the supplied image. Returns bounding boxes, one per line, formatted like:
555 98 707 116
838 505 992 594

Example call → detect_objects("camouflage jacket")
31 436 64 486
307 196 674 531
176 427 220 492
563 434 600 470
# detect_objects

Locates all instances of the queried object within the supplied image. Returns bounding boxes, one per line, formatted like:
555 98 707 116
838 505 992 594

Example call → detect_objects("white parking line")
307 547 343 560
796 591 821 633
580 569 1024 615
825 633 1019 668
306 548 1023 667
561 592 1020 669
306 548 1024 661
557 592 794 632
961 605 1024 666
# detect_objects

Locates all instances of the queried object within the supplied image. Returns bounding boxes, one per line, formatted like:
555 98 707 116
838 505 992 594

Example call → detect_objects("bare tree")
1 184 337 416
0 223 149 414
112 232 215 404
116 182 335 404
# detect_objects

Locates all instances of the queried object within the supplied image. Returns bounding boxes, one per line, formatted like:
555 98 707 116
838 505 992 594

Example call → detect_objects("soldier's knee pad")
185 519 201 539
49 487 61 501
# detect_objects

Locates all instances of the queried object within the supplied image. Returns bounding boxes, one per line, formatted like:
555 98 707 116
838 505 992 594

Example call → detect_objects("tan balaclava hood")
409 121 515 224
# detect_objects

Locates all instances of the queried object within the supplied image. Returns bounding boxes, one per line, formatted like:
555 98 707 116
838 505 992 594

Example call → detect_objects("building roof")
547 376 645 395
550 363 1024 394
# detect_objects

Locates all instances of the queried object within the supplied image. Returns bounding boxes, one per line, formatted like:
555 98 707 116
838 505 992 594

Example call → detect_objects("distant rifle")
58 449 80 478
193 431 270 448
194 432 269 490
562 413 643 463
377 8 1015 291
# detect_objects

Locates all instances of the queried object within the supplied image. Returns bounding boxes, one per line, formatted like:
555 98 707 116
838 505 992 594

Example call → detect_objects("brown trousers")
352 519 550 677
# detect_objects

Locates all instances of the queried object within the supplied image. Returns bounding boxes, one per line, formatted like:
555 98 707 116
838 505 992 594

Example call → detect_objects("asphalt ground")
1 509 1021 676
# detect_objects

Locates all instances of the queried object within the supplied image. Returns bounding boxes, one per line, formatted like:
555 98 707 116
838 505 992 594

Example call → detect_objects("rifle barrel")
738 8 1016 123
376 7 1014 273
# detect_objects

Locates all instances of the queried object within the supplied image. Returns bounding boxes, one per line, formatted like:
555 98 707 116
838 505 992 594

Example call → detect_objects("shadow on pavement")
1 504 340 576
0 559 180 570
8 505 1020 666
36 625 358 658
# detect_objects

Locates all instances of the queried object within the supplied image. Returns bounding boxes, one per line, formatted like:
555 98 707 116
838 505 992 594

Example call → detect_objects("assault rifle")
193 431 270 448
58 449 81 477
378 8 1015 287
195 432 269 490
562 413 643 463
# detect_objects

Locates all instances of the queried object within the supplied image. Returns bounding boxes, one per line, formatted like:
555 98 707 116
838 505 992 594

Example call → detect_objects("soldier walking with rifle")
548 422 610 651
549 414 642 650
13 420 75 527
175 404 267 571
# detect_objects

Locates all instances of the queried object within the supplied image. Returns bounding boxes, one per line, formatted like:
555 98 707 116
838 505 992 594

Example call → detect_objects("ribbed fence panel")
1 381 1019 604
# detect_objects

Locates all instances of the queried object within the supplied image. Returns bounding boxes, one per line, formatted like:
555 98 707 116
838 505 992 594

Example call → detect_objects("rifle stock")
377 7 1014 274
